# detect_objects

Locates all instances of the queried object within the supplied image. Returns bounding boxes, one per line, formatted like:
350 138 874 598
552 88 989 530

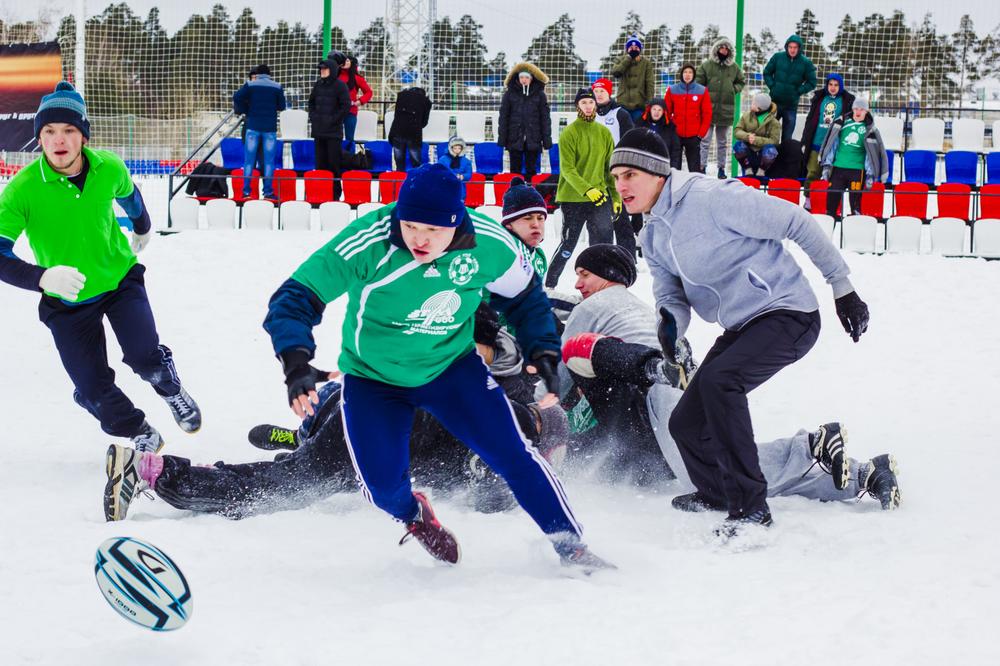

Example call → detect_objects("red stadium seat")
809 180 835 215
465 173 486 208
273 169 298 203
342 170 373 207
894 182 930 220
230 168 259 201
493 173 517 203
767 178 801 205
979 184 1000 220
378 171 407 204
936 183 972 221
860 182 886 219
737 176 761 189
303 169 334 206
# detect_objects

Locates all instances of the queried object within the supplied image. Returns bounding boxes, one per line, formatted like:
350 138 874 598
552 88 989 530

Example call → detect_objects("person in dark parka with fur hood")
696 36 744 178
498 62 553 179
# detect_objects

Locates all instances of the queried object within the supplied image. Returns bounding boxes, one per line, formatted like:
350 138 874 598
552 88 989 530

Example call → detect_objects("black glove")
473 302 501 347
279 349 332 406
530 350 561 396
834 291 870 343
657 307 679 362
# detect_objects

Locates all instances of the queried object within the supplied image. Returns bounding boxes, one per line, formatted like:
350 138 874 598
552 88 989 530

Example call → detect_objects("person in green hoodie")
733 92 782 176
696 36 744 179
762 35 817 143
611 34 656 123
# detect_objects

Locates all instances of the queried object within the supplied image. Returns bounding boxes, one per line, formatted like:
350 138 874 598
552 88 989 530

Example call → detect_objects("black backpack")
341 146 375 171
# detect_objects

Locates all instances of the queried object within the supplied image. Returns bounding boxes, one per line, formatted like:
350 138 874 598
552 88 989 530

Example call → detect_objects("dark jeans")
733 141 779 175
243 129 278 198
509 149 541 179
613 209 638 258
668 310 821 516
826 167 864 219
671 135 702 172
777 105 798 143
391 136 422 171
38 265 182 438
545 200 614 288
342 113 358 152
314 136 343 199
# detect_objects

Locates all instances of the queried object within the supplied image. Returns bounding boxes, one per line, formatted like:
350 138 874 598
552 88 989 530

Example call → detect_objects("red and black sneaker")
399 491 461 564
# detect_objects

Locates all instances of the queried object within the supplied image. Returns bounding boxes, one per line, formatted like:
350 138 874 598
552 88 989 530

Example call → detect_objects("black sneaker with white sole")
860 454 901 510
671 491 727 513
163 387 201 433
810 422 849 490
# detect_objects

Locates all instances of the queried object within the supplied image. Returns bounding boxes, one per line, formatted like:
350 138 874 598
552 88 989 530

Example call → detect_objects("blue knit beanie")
625 35 643 52
501 177 547 225
396 163 467 227
35 81 90 139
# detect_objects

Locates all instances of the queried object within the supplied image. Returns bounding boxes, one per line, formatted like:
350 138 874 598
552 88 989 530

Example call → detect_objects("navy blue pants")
668 310 821 516
38 264 182 438
341 351 582 536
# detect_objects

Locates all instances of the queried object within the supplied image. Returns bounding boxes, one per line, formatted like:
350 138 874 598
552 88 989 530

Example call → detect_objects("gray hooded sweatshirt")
639 171 854 339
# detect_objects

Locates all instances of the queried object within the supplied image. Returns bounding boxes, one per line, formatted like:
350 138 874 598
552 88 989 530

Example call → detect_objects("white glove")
131 231 152 254
39 266 86 301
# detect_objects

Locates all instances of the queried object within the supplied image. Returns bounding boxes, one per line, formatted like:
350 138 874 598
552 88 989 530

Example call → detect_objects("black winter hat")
327 51 347 66
501 176 547 225
575 244 637 288
610 128 672 177
574 88 596 106
256 63 272 76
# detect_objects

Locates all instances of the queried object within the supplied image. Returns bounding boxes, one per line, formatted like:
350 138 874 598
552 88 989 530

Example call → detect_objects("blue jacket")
437 154 473 197
233 75 287 133
639 171 853 338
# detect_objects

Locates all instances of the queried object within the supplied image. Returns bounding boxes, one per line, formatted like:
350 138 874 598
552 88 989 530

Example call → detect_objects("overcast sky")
7 0 1000 69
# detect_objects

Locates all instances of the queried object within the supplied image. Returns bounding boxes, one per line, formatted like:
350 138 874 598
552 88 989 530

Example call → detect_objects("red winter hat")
592 78 613 95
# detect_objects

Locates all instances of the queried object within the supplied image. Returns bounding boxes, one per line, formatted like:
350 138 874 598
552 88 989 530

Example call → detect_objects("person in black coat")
308 59 351 197
388 86 433 171
800 73 854 185
498 63 553 179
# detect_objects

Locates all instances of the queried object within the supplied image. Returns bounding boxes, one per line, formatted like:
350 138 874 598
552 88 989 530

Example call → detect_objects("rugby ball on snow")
94 537 192 631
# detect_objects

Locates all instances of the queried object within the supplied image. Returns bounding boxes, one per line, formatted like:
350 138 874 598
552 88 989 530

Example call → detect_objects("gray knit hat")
853 97 870 112
610 128 671 178
752 92 772 110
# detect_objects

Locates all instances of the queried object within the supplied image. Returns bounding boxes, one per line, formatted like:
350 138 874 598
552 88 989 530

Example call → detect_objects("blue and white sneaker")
163 387 201 433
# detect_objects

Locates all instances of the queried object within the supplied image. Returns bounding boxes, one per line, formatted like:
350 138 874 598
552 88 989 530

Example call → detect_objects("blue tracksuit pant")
38 264 182 438
340 350 582 537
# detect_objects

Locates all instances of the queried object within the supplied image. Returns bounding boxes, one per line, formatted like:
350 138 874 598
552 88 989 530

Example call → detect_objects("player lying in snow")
554 244 900 512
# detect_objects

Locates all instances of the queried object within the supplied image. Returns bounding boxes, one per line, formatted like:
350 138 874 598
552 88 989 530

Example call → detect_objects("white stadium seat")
910 118 945 152
929 217 967 255
993 120 1000 151
241 199 275 230
205 198 237 229
885 215 922 253
279 109 309 141
279 200 312 231
355 202 382 219
841 215 878 253
455 111 488 144
546 208 563 242
550 112 577 145
810 213 834 239
792 113 807 141
973 218 1000 257
319 201 352 231
383 111 394 139
951 118 985 152
423 111 452 143
354 110 378 143
477 205 503 221
874 116 905 153
169 196 200 230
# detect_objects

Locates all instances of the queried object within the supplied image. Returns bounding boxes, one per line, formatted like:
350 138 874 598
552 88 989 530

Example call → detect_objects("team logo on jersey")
399 290 464 336
448 253 479 286
692 95 699 101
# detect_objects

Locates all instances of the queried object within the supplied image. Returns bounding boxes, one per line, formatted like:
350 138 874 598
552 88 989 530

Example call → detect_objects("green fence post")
732 0 745 177
323 0 332 56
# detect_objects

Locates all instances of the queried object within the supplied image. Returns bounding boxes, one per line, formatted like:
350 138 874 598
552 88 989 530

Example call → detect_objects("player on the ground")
0 82 200 453
259 163 611 570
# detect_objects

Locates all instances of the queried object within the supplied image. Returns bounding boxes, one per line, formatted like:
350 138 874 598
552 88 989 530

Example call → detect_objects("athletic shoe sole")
104 444 137 522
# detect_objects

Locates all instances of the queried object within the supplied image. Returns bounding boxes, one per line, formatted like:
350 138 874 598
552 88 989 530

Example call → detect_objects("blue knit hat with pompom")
35 81 90 139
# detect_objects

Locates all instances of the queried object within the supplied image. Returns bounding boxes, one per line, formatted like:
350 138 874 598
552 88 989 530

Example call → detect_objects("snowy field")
1 228 998 665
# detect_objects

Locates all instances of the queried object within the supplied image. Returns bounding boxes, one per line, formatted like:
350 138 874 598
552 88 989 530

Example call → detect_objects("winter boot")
810 422 849 490
552 534 617 574
248 424 300 451
399 491 461 564
717 167 726 179
714 504 773 539
104 444 141 521
859 454 901 510
671 491 726 513
163 387 201 433
131 420 164 453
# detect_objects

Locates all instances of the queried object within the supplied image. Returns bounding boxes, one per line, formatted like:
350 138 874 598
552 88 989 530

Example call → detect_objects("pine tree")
671 24 697 75
643 24 672 95
352 18 393 98
521 14 586 106
695 24 721 62
600 11 643 74
951 15 981 106
795 9 830 80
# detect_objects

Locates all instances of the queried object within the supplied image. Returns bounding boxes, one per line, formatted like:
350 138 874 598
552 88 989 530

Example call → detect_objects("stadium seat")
811 213 834 239
792 114 807 141
493 173 517 204
944 151 978 187
342 170 373 206
434 141 450 162
903 150 937 186
737 176 761 189
936 183 972 221
465 173 486 209
809 180 831 215
273 168 297 203
378 171 407 204
885 216 922 253
169 196 200 230
874 116 904 153
241 199 275 230
365 140 393 173
474 142 504 176
278 110 309 140
279 200 312 231
356 202 384 219
767 178 801 205
423 111 452 144
547 207 563 240
972 218 1000 257
550 112 577 145
894 182 929 219
455 111 488 144
273 140 285 169
951 118 985 152
549 145 560 174
319 201 352 231
860 182 886 219
477 205 503 221
303 169 335 206
291 140 315 172
910 117 945 152
220 137 244 170
383 111 395 139
986 152 1000 184
993 120 1000 151
929 217 968 255
354 110 378 143
230 168 259 201
979 184 1000 219
841 215 878 252
886 149 895 184
205 198 237 229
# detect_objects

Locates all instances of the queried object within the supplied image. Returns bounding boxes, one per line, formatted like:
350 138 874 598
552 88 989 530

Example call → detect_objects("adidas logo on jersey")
486 376 499 390
423 264 441 278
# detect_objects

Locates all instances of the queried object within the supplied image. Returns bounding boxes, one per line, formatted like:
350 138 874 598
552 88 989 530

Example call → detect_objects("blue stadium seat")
886 149 894 184
903 149 937 186
365 140 393 173
435 141 450 162
273 140 285 169
220 137 244 170
406 143 431 170
474 142 504 176
549 145 560 174
944 150 978 186
291 140 315 172
986 152 1000 184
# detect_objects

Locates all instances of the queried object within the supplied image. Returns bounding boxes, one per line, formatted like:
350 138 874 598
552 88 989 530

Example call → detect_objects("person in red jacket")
329 51 373 152
664 63 712 173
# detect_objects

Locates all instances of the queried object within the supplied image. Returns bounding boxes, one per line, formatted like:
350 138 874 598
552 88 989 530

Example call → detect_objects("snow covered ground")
1 229 998 665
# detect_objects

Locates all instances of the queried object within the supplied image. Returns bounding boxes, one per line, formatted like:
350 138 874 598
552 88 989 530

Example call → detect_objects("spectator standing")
800 73 854 187
437 136 473 197
696 36 744 179
664 63 712 173
638 99 678 157
611 35 656 123
388 86 432 171
592 78 637 257
762 35 817 142
732 92 781 176
331 52 373 152
498 63 552 179
233 64 286 200
819 98 889 219
307 59 351 199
